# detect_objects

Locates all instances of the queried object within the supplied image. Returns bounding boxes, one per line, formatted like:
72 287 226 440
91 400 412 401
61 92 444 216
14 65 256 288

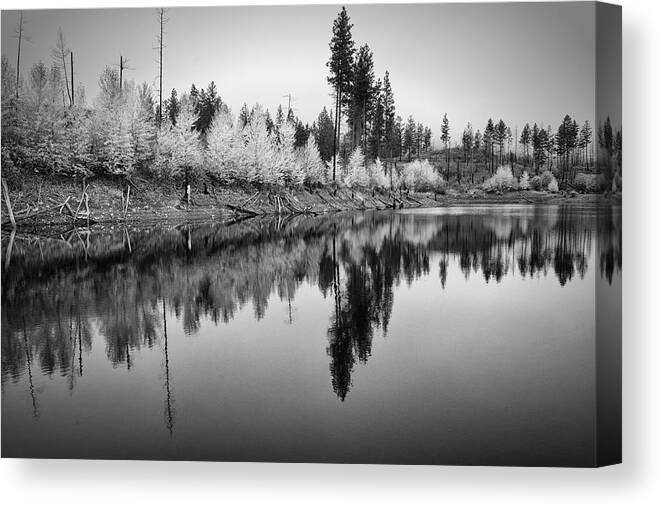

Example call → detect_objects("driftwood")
121 185 131 218
407 194 423 206
225 203 259 216
240 191 260 209
2 179 15 228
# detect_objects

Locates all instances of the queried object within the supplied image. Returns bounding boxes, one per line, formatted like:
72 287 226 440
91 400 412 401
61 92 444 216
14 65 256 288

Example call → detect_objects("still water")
1 205 621 465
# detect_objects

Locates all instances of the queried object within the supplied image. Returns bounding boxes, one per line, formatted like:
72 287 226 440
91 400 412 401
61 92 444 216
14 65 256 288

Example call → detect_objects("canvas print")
1 2 621 466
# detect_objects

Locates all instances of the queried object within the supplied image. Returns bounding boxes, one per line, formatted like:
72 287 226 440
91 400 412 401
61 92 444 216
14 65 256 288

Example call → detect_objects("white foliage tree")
483 165 517 192
296 136 326 186
519 170 530 190
206 108 243 183
343 147 369 188
276 120 299 185
367 158 389 189
402 159 443 191
244 105 279 184
155 105 203 179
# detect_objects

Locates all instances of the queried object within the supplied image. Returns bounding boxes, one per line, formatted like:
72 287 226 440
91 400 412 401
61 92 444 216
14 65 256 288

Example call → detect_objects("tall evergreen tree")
238 103 250 129
462 122 473 169
349 44 375 151
314 106 335 162
484 118 495 174
327 6 355 180
368 78 384 160
166 88 180 126
382 71 396 161
440 113 450 177
495 119 507 166
520 123 531 168
416 123 424 159
193 81 222 135
578 120 592 171
394 115 404 161
404 116 416 162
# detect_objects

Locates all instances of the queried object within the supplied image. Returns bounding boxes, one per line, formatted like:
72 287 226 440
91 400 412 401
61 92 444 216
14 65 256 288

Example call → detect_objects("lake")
1 204 621 465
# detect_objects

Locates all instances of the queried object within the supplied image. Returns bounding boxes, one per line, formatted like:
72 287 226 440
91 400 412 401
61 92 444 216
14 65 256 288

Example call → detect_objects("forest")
1 6 622 222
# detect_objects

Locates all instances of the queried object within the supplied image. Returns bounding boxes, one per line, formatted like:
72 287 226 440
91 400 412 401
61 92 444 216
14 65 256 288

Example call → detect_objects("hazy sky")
2 2 603 143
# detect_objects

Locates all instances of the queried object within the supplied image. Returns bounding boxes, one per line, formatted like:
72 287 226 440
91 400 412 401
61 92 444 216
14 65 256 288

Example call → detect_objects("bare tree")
115 55 133 94
70 51 74 106
52 28 72 105
13 12 30 99
155 9 168 127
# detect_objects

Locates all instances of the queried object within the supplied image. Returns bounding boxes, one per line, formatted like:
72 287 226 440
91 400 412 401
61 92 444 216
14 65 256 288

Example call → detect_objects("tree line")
435 113 621 187
1 7 621 194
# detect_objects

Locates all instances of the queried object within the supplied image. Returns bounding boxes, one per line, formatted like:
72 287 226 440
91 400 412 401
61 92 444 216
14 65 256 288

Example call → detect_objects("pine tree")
520 123 531 168
462 122 473 170
294 120 310 148
314 107 335 162
194 81 222 135
327 6 355 180
578 120 592 171
440 113 450 178
382 71 396 161
495 119 507 166
423 127 432 153
415 123 424 159
484 119 495 174
404 116 416 162
603 116 613 156
166 88 180 126
264 109 274 136
556 114 577 182
368 78 384 160
238 103 250 129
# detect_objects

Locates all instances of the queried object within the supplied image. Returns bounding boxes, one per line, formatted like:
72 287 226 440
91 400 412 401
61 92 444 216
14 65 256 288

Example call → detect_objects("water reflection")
2 205 621 409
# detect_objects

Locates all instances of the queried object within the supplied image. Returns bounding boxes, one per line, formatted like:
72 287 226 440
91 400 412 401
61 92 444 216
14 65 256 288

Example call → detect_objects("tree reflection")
1 206 621 405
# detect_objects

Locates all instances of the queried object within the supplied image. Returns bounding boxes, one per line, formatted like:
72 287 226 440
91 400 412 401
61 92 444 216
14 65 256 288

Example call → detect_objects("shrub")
401 159 443 192
547 178 559 192
530 175 542 190
519 170 530 190
574 172 603 193
540 170 555 188
483 166 517 192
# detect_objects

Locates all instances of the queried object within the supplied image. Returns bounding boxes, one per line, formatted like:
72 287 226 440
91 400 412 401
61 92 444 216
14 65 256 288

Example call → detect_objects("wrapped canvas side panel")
595 1 622 468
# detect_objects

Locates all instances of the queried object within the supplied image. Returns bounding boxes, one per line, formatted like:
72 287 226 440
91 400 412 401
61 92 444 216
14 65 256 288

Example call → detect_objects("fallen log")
225 204 259 216
2 179 16 228
240 191 260 209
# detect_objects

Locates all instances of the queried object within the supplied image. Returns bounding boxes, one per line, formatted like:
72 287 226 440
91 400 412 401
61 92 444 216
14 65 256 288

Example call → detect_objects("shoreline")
1 175 620 231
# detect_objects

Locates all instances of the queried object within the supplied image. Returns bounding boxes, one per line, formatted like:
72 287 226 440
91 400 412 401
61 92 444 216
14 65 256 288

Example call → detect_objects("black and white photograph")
1 1 621 467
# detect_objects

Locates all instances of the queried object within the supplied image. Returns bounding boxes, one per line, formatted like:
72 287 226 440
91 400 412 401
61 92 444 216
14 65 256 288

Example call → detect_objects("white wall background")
1 1 658 505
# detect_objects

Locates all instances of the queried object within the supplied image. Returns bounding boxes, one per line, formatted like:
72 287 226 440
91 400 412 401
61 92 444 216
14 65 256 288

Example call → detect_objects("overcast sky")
2 2 608 143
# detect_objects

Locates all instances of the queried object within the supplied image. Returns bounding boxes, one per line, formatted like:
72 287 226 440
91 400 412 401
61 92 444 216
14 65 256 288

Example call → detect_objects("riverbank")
1 174 620 229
